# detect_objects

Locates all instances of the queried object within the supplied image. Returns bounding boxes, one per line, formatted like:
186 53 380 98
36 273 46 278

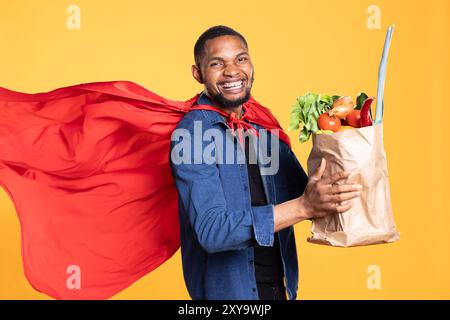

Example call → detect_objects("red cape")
0 81 291 299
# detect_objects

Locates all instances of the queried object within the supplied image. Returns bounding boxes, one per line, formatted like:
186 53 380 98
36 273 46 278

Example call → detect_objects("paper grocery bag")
306 124 400 247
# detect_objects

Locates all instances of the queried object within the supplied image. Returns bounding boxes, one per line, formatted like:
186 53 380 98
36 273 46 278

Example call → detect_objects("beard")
208 73 254 109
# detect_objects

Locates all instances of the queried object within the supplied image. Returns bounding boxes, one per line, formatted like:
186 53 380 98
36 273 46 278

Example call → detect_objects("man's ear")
191 65 203 84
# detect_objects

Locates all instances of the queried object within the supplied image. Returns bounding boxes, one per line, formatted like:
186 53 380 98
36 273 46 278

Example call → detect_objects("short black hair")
194 25 248 67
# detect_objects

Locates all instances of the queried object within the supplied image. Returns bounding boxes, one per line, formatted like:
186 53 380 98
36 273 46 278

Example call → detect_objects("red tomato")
318 113 341 132
346 109 361 128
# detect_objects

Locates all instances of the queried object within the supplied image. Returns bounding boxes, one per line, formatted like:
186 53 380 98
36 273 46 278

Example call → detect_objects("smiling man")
169 25 362 300
192 28 254 115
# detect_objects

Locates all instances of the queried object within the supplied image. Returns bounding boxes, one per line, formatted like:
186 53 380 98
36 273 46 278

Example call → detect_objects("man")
169 25 361 300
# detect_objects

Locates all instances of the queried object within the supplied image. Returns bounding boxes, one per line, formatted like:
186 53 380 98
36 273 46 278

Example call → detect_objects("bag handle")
375 24 395 124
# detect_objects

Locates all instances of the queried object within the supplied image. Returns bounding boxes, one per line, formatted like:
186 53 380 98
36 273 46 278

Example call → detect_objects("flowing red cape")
0 81 291 299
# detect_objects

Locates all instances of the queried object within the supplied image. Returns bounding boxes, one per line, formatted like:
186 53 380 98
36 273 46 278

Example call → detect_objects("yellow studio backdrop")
0 0 449 300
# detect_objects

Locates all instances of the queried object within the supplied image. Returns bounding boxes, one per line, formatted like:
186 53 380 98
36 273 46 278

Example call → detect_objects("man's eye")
210 62 222 67
238 57 248 63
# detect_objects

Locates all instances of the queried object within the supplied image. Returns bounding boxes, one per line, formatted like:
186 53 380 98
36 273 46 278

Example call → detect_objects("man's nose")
223 62 241 77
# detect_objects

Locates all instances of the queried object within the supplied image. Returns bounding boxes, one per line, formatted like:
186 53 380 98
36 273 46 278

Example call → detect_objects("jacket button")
252 288 256 292
243 185 248 191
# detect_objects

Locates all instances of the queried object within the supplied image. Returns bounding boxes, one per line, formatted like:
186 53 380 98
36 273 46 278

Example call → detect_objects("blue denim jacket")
169 94 308 300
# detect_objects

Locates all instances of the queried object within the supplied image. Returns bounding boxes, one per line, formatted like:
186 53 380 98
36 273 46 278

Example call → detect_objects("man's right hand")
300 158 362 219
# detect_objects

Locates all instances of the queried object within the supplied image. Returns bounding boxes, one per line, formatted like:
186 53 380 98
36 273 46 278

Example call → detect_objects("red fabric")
191 104 260 147
0 81 291 299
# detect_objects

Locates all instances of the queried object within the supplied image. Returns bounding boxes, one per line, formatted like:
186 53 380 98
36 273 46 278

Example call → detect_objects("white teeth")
222 80 243 89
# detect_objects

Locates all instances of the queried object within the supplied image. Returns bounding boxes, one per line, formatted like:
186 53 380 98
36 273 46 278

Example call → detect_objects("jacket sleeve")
169 122 275 254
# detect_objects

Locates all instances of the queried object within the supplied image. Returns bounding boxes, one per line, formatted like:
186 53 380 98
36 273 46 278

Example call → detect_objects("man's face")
193 35 254 109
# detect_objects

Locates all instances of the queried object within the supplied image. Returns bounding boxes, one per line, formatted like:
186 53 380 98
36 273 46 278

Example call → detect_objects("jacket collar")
195 92 227 126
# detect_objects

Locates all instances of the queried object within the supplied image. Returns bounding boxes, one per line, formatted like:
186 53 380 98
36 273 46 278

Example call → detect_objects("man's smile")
218 79 246 94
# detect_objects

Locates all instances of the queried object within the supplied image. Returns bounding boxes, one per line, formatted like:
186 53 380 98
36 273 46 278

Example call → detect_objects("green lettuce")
288 93 336 143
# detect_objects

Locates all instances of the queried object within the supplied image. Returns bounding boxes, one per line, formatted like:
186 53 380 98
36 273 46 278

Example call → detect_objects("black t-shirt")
244 134 285 284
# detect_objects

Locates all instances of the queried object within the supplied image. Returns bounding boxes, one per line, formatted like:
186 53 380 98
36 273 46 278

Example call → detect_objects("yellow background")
0 0 449 299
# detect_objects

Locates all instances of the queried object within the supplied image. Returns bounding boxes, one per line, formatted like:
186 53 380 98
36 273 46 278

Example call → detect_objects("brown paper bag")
306 124 400 247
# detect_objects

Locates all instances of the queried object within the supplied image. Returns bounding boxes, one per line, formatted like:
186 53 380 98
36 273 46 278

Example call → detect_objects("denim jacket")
169 96 308 300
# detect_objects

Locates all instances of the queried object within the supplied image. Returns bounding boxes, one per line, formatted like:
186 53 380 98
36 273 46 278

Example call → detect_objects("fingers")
325 191 361 203
322 199 355 213
329 184 362 194
335 201 354 213
322 170 350 185
310 158 326 181
309 200 355 219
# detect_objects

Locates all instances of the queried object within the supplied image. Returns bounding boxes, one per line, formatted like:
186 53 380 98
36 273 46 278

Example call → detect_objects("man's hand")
273 158 362 232
300 158 362 219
